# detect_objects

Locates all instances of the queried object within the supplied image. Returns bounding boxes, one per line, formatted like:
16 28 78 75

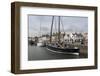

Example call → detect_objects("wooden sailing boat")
46 16 80 54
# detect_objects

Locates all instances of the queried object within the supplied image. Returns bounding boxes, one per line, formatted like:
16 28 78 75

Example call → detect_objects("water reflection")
28 44 87 61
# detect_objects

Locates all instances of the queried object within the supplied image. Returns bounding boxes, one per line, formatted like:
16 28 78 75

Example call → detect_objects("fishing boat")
46 16 80 54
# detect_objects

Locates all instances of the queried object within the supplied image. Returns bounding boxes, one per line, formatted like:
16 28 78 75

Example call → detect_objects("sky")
28 15 88 37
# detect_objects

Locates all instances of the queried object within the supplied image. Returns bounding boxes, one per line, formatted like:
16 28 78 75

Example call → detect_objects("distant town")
28 32 88 47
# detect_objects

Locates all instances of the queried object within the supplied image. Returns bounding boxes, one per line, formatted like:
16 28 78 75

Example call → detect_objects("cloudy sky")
28 15 88 37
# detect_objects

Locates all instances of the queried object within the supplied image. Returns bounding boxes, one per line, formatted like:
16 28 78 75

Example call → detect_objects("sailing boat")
37 18 45 47
46 16 80 54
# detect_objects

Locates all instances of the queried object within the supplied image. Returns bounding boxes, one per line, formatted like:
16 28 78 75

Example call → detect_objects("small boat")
29 40 34 45
36 18 46 47
46 16 80 54
29 37 35 45
37 42 43 46
37 40 46 47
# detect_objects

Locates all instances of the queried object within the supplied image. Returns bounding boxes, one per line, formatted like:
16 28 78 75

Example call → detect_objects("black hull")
46 45 79 53
29 40 36 45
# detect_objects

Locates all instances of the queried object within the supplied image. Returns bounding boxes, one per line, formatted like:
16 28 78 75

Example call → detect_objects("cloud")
28 15 88 37
41 27 49 31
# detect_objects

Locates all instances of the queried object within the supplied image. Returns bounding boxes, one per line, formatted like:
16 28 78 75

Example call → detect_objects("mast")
40 18 41 37
60 17 65 42
39 18 42 43
58 16 61 43
50 16 54 43
55 17 57 41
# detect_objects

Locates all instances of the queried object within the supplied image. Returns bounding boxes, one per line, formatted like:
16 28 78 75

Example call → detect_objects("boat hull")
29 40 35 45
46 45 80 54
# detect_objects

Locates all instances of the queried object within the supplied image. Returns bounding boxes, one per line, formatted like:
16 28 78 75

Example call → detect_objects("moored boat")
46 16 80 54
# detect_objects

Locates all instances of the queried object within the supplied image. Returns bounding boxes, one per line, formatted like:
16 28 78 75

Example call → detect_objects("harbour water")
28 44 88 61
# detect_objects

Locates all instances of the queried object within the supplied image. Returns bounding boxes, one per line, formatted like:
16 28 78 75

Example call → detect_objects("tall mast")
50 16 54 43
55 17 57 41
40 18 41 37
58 16 61 43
